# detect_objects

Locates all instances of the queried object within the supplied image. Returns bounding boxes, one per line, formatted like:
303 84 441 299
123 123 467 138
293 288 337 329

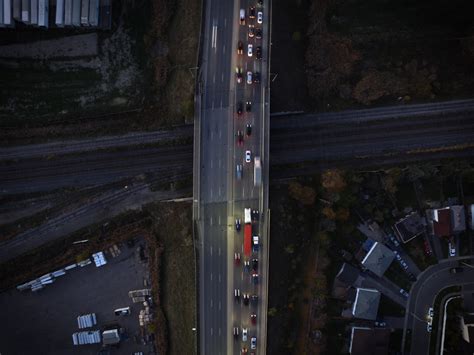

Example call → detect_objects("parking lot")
0 239 153 355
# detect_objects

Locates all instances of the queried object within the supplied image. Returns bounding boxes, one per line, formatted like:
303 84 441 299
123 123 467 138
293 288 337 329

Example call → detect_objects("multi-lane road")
194 0 270 354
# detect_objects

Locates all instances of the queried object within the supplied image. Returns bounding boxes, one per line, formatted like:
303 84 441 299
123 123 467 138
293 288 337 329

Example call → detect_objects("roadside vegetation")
268 160 474 354
0 0 201 145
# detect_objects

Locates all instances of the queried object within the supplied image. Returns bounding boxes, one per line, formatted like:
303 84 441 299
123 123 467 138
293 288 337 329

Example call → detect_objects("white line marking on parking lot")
213 74 216 83
218 247 221 256
219 274 221 283
210 159 213 169
211 328 213 336
241 272 243 281
218 215 221 225
218 185 221 196
210 246 213 255
224 18 227 27
219 301 222 310
210 272 213 281
221 72 224 82
219 129 222 138
211 23 217 50
219 327 221 336
211 299 213 308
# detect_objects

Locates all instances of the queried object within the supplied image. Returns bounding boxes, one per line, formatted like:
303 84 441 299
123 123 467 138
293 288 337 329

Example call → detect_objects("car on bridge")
248 25 255 38
233 327 239 339
249 6 256 18
246 124 252 137
237 41 244 54
256 46 262 60
239 9 245 25
251 336 257 350
237 131 244 146
235 289 241 302
255 28 262 39
246 101 252 112
236 164 242 180
245 150 252 163
448 242 456 257
246 71 253 84
236 67 243 83
235 218 241 231
257 11 263 24
242 328 248 341
247 44 253 57
235 252 241 265
250 313 257 325
252 258 258 271
243 294 250 306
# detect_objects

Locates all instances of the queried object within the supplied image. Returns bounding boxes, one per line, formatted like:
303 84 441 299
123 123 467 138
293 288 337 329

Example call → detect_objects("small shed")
102 329 120 345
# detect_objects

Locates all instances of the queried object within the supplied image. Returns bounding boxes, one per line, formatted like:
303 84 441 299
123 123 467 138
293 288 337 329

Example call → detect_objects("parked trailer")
244 208 251 224
38 0 48 27
88 0 98 26
253 156 261 186
4 0 12 26
71 0 80 25
30 0 37 24
12 0 19 20
55 0 64 26
20 0 28 22
80 0 88 25
64 0 72 25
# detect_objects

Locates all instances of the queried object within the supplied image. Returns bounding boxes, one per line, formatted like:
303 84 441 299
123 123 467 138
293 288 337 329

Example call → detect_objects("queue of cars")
235 3 264 354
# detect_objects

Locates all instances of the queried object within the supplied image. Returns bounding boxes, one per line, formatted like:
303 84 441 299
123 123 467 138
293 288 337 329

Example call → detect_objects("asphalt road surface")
402 257 474 355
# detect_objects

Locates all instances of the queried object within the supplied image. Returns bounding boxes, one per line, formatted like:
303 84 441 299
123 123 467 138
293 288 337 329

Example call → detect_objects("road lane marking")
218 247 221 256
210 159 213 168
212 100 214 109
211 299 213 308
211 328 213 336
219 158 221 167
243 187 245 199
210 246 213 255
219 328 221 336
211 23 217 50
218 215 221 225
219 129 222 138
218 185 221 196
210 188 213 199
221 72 224 82
224 18 227 27
241 272 243 281
220 98 223 107
219 274 221 283
210 272 213 281
210 216 213 225
223 44 226 54
219 301 222 310
213 74 216 84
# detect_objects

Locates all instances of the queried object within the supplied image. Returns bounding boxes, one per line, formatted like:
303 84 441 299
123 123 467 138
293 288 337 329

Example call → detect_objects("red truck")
244 224 252 257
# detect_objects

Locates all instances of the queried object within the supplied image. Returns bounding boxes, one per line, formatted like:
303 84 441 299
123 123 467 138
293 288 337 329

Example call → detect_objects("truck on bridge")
244 208 252 256
254 156 261 186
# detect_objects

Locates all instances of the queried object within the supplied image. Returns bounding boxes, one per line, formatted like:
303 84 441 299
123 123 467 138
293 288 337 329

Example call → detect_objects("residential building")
352 288 381 320
429 205 466 238
393 212 426 243
361 242 395 277
349 326 391 355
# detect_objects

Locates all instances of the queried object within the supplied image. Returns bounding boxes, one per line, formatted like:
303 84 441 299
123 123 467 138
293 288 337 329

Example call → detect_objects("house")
393 212 426 243
352 288 381 320
430 205 466 238
361 242 395 277
349 327 391 355
333 263 363 299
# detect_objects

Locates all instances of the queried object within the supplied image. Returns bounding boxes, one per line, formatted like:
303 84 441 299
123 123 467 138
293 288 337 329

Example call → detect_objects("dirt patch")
305 0 474 111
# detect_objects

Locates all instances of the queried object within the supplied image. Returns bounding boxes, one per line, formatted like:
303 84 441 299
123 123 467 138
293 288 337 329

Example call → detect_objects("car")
235 252 241 265
390 235 400 247
250 313 257 325
249 6 256 18
246 101 252 112
242 328 248 342
401 260 408 268
255 28 262 39
247 44 253 57
256 46 262 60
450 267 463 274
241 348 248 355
114 307 131 316
248 25 255 38
428 307 434 318
252 273 259 284
253 72 260 83
251 294 258 306
257 0 263 5
237 131 244 146
448 242 456 257
252 258 258 271
234 289 241 302
233 327 240 339
245 150 251 163
246 124 252 136
394 252 401 261
251 209 259 221
257 11 263 24
251 337 257 350
237 102 243 115
235 218 241 231
402 263 409 270
236 164 242 180
400 289 409 298
427 323 432 332
239 9 245 25
237 41 244 54
236 67 243 83
374 321 386 327
244 260 250 272
246 71 253 84
243 294 250 306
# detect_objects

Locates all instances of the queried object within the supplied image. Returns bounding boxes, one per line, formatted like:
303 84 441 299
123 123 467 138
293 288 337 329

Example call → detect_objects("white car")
245 150 251 163
427 323 432 332
242 328 248 342
246 71 253 84
247 44 253 57
251 336 257 349
257 11 263 24
448 242 456 257
428 307 434 318
239 9 245 25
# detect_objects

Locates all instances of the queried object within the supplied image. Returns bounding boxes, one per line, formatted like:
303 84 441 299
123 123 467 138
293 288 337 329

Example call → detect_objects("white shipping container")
64 0 71 24
12 0 19 20
38 0 48 27
20 0 28 22
88 0 98 26
4 0 12 26
80 0 88 25
55 0 64 26
71 0 79 25
30 0 37 24
0 0 4 26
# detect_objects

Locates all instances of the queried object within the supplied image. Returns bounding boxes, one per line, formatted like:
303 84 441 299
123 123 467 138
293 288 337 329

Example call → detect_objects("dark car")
234 289 241 302
246 101 252 112
250 313 257 325
233 327 239 339
243 294 250 306
253 72 260 83
235 218 241 231
244 260 250 273
408 273 416 282
257 0 263 5
252 273 259 285
249 6 256 18
237 102 243 115
248 25 255 38
236 67 243 83
246 124 252 137
256 46 262 60
252 258 258 271
251 295 258 306
237 130 244 146
255 28 262 39
450 267 464 274
251 209 259 221
237 41 244 54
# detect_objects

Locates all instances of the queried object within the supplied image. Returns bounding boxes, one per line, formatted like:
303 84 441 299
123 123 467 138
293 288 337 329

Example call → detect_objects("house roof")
393 212 425 243
349 327 391 355
450 205 466 233
336 263 360 285
433 208 451 238
352 288 381 320
361 242 395 277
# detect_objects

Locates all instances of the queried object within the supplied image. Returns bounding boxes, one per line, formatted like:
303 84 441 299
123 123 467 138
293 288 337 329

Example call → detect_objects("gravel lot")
0 239 154 355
